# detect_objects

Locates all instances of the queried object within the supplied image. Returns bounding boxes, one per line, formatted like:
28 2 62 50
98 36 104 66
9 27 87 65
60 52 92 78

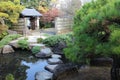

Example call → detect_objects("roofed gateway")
21 8 42 17
12 8 42 35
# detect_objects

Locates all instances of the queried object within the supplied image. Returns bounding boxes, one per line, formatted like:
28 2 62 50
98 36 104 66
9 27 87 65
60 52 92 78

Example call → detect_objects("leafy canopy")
0 0 24 24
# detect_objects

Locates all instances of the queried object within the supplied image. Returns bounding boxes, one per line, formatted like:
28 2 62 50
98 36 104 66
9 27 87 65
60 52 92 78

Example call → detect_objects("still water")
0 50 48 80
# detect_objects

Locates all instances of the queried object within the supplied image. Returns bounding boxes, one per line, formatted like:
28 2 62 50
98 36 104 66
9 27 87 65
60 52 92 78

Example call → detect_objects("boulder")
7 30 17 34
2 45 14 54
47 58 63 64
90 57 113 66
35 71 53 80
52 54 61 59
9 40 19 48
45 65 58 73
29 43 45 49
52 63 78 80
35 47 53 58
51 41 67 55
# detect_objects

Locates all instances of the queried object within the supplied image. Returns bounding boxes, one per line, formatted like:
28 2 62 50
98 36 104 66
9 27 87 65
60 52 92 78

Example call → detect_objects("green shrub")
24 37 28 40
42 33 73 46
64 0 120 64
5 74 14 80
17 39 28 49
37 38 43 43
0 31 8 40
0 25 8 40
31 46 41 54
0 34 21 48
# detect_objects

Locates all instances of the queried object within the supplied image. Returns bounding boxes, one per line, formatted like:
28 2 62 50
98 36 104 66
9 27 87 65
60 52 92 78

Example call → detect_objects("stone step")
51 54 62 59
35 71 53 80
47 58 63 65
45 65 58 73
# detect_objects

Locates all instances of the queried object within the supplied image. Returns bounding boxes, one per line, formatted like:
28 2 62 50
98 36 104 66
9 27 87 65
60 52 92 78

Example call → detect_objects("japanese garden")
0 0 120 80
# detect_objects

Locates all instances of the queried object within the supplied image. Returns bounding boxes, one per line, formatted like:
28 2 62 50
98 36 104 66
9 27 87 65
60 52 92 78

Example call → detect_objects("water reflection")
21 60 48 80
0 51 48 80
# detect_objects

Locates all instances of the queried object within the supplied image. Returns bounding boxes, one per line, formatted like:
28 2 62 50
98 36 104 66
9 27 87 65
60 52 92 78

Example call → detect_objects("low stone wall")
55 17 73 34
12 18 25 35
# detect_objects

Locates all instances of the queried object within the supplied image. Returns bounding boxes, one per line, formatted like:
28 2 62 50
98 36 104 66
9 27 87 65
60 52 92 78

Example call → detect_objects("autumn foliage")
42 8 59 22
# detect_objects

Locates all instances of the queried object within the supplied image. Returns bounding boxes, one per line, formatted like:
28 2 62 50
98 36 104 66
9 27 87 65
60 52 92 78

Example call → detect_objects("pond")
0 50 48 80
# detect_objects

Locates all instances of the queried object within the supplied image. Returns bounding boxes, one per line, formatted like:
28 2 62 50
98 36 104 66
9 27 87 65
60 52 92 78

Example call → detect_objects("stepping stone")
35 47 53 58
47 58 63 64
45 65 58 73
41 47 53 54
52 54 61 59
35 71 53 80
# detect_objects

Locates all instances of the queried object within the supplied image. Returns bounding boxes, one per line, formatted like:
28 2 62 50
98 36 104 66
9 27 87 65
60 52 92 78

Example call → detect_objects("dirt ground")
56 67 111 80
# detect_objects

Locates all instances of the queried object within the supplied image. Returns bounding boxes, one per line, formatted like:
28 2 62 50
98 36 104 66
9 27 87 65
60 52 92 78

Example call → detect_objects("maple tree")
42 8 59 22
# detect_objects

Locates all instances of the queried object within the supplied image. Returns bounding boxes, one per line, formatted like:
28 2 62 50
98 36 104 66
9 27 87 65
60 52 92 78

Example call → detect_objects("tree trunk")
111 55 120 80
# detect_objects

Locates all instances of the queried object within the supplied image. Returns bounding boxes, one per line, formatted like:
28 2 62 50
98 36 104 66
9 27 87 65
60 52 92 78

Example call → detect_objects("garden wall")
12 18 25 35
55 17 73 34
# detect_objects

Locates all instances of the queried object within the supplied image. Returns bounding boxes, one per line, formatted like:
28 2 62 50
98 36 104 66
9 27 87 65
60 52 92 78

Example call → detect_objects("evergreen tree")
64 0 120 79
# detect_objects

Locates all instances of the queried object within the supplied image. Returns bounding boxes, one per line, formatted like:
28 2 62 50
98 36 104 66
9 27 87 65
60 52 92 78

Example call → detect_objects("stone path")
35 51 63 80
26 29 63 80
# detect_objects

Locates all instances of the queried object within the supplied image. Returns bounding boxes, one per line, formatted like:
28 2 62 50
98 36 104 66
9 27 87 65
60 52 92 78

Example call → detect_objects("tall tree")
20 0 40 9
56 0 82 16
0 0 24 25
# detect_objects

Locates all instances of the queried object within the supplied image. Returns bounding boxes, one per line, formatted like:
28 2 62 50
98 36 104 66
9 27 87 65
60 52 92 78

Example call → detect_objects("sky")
81 0 92 5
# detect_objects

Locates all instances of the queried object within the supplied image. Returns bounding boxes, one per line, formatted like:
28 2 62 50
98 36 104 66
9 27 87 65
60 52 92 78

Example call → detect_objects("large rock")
29 43 45 49
2 45 14 54
47 58 63 64
52 63 78 80
90 57 113 66
9 40 19 48
35 47 53 58
35 71 53 80
45 65 58 73
51 41 66 55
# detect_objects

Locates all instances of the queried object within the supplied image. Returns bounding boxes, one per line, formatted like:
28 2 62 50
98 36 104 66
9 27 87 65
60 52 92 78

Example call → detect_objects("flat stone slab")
45 65 58 73
29 43 45 49
52 54 62 59
27 36 41 44
47 58 63 64
35 71 53 80
9 40 19 48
